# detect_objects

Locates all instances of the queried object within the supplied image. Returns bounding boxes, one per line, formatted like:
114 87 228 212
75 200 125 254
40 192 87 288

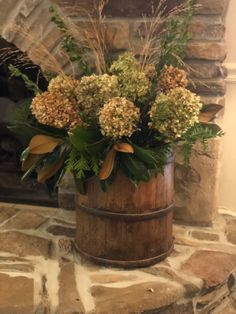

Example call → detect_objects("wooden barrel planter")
75 157 174 268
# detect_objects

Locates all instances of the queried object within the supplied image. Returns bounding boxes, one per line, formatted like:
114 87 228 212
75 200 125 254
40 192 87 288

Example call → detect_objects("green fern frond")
66 148 100 179
181 123 224 164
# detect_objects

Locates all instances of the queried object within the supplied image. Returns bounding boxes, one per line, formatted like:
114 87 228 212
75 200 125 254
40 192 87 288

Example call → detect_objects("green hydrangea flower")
76 74 120 119
48 74 80 99
149 87 202 140
110 52 151 102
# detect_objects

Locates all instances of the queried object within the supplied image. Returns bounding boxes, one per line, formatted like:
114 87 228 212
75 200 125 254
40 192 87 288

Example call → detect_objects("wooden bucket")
75 158 174 268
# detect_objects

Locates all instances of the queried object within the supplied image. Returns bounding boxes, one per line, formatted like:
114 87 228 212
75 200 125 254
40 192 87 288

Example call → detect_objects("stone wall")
0 0 230 223
175 0 229 225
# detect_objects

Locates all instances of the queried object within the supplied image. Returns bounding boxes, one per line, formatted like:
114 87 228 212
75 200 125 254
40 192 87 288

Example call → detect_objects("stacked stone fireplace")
0 38 57 205
0 0 230 224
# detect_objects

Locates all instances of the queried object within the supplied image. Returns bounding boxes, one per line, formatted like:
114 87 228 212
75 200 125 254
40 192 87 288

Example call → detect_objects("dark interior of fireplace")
0 38 58 206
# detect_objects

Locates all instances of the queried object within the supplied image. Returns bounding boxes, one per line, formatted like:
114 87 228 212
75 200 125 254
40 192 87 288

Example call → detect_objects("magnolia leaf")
37 157 65 183
114 143 134 153
20 147 30 162
132 143 158 169
86 138 110 155
22 154 42 171
121 154 150 182
199 104 223 123
29 135 63 154
8 121 66 139
99 148 116 181
70 126 99 152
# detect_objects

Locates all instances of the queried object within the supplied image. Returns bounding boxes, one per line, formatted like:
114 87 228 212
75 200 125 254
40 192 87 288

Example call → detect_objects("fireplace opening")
0 38 58 206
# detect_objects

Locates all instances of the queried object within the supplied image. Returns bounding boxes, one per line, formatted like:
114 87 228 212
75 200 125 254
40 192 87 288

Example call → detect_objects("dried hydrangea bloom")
31 91 83 130
75 74 120 119
149 87 202 140
144 64 157 81
48 74 80 99
110 52 151 102
99 97 140 139
157 65 188 94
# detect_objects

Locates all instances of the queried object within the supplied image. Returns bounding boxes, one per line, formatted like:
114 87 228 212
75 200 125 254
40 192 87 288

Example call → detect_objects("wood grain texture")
75 162 174 267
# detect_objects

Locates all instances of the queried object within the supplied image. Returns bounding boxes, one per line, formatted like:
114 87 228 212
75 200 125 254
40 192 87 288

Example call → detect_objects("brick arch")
0 0 69 72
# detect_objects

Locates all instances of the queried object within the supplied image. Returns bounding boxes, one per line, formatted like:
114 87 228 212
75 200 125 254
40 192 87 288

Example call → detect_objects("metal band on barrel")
77 203 174 221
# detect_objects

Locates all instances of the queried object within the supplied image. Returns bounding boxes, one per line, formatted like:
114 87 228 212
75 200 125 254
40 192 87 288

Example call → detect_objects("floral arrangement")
7 0 223 193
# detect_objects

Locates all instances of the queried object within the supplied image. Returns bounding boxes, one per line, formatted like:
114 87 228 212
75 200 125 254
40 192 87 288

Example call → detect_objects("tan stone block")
190 79 226 96
105 21 131 51
90 273 137 284
181 250 236 288
59 172 76 191
143 267 200 298
0 273 34 314
226 219 236 245
58 173 76 210
187 61 227 79
0 1 20 26
0 263 34 272
174 139 221 226
194 280 232 313
47 224 75 237
200 95 225 107
2 211 46 229
155 302 194 314
53 0 179 18
174 236 236 256
0 256 28 262
191 231 219 241
194 0 230 16
186 42 227 61
58 190 76 211
14 204 58 216
0 231 51 257
189 18 225 41
91 281 185 313
58 261 85 313
0 206 18 224
210 299 236 314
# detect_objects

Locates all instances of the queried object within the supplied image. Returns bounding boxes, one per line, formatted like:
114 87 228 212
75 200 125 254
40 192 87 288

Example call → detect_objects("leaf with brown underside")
37 158 64 183
29 135 63 154
199 104 223 123
22 154 42 171
99 148 116 180
114 143 134 153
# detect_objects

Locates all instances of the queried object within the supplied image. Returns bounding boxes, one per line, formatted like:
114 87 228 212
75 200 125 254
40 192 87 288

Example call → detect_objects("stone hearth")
0 202 236 313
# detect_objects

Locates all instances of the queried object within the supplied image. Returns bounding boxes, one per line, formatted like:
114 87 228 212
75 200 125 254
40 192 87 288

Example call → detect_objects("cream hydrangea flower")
75 74 120 118
48 74 80 98
149 87 202 140
110 52 151 102
99 97 140 138
31 91 83 130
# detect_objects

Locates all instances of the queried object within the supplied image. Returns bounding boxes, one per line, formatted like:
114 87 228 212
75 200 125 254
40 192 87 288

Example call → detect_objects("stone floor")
0 203 236 313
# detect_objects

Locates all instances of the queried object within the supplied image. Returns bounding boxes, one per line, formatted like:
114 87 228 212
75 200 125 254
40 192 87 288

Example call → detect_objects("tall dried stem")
139 0 188 69
58 0 108 74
